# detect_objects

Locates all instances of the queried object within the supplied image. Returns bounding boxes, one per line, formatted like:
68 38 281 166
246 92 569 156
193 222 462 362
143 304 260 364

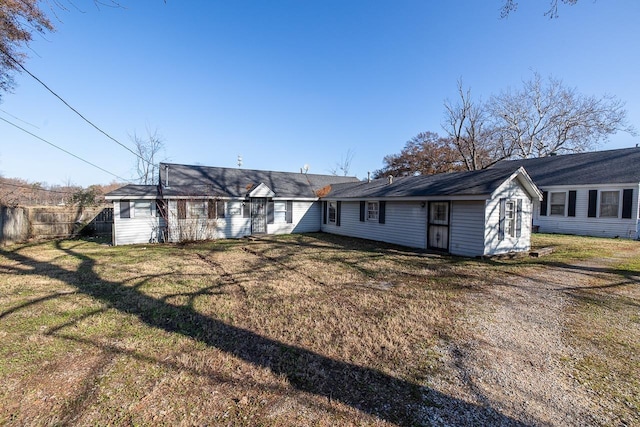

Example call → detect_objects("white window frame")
505 200 516 238
134 200 153 217
274 201 287 223
188 200 206 219
367 201 379 221
549 192 566 216
599 190 620 218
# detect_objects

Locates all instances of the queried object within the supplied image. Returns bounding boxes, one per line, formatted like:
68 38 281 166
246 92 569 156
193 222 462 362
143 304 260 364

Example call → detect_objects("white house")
106 163 359 245
492 147 640 239
320 167 541 257
106 163 541 257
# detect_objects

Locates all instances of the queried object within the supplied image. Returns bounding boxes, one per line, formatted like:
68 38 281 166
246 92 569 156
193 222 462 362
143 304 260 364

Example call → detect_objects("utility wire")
0 116 133 182
0 47 150 166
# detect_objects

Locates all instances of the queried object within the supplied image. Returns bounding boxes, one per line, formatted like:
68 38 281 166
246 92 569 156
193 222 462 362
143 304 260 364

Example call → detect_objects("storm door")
428 201 450 251
251 198 267 234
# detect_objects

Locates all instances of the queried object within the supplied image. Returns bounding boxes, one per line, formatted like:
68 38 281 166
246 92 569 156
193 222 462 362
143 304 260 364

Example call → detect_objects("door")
251 198 267 234
428 201 450 251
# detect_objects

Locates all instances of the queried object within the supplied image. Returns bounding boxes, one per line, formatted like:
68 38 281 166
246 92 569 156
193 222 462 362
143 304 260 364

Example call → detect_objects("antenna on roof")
237 155 243 168
302 164 309 174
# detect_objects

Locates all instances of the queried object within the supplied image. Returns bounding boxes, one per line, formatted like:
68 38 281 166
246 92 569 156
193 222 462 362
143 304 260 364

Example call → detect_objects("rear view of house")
106 163 359 245
106 163 541 257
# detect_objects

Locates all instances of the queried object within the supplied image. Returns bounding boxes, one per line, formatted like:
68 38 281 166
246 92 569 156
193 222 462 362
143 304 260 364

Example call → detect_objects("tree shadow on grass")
0 241 528 426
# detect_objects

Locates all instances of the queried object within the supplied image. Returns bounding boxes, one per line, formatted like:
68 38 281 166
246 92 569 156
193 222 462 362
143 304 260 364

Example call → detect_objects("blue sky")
1 0 639 186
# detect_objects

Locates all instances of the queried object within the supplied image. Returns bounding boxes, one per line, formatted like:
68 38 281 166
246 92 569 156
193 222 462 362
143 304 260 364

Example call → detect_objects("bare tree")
442 80 499 171
329 149 355 176
500 0 580 19
131 128 165 185
488 73 635 158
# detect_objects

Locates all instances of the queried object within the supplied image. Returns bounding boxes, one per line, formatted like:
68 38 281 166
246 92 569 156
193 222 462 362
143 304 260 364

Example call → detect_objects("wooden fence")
0 205 113 246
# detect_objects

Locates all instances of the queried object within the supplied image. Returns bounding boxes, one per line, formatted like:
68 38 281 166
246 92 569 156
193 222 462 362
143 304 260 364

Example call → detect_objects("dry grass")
0 233 638 426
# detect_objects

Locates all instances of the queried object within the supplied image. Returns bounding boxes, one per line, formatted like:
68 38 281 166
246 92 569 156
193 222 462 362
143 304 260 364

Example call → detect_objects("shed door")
428 201 450 251
251 198 267 234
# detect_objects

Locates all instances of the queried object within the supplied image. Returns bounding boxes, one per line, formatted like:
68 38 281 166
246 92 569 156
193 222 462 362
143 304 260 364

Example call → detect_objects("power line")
0 47 150 166
0 115 133 182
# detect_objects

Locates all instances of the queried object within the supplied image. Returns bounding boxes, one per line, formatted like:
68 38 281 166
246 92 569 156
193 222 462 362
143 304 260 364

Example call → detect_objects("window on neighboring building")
328 201 337 223
549 192 566 216
367 201 379 221
599 191 620 217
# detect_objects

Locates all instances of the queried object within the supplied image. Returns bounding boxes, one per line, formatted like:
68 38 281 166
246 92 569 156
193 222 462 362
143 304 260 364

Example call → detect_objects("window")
367 202 379 221
599 191 619 217
549 192 566 216
430 202 448 224
227 201 240 216
328 202 337 223
208 200 225 219
274 201 287 223
188 200 206 218
499 198 522 240
505 200 516 237
120 200 130 218
134 201 152 217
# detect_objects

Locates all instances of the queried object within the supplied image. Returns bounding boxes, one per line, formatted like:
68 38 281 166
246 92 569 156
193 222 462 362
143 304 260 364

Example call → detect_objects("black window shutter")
588 190 598 218
516 199 523 238
286 201 293 223
267 200 274 224
177 200 187 219
207 200 216 219
379 201 386 224
540 191 548 216
568 191 577 217
120 200 130 218
322 201 327 224
498 198 506 241
359 201 365 222
622 189 633 219
336 201 342 227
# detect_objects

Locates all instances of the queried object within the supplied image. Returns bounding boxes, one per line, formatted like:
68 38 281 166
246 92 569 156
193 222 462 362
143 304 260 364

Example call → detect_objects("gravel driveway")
420 256 639 426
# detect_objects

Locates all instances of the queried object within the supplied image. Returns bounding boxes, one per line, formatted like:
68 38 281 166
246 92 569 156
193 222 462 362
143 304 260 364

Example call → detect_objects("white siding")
484 179 533 256
113 200 162 245
322 201 427 249
165 200 320 241
449 201 486 257
268 201 321 235
166 200 251 242
533 184 640 239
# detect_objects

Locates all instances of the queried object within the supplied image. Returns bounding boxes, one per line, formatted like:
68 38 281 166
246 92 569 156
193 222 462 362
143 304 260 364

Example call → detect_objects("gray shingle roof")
491 147 640 186
325 167 526 199
105 184 158 199
159 163 360 198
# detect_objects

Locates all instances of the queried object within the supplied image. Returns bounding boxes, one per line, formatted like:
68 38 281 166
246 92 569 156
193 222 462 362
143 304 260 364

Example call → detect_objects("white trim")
249 183 276 198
